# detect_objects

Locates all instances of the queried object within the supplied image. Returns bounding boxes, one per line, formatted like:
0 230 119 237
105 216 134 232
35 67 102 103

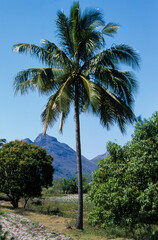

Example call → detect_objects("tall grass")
24 192 92 219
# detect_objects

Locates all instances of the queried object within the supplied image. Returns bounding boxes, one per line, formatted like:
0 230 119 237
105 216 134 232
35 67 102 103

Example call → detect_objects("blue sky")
0 0 158 159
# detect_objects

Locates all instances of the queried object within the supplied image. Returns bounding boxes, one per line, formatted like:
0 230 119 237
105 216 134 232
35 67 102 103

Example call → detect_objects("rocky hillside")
25 134 105 179
90 152 109 165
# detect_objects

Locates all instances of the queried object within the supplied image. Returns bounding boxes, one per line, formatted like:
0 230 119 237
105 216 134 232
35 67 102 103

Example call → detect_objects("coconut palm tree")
13 2 140 229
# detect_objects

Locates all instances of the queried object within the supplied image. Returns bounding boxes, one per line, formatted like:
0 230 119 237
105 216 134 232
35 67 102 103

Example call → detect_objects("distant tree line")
49 174 91 194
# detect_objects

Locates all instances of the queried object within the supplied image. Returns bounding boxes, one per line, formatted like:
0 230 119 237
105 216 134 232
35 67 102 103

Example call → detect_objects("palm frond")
70 1 80 56
57 76 74 132
101 23 120 37
13 68 64 95
56 10 74 56
41 39 72 68
41 92 61 135
42 75 73 133
56 76 73 109
107 44 140 69
79 30 105 61
13 43 52 66
77 8 105 60
81 9 104 29
82 50 117 72
96 84 136 133
87 65 138 105
59 107 70 133
80 75 99 112
83 44 140 74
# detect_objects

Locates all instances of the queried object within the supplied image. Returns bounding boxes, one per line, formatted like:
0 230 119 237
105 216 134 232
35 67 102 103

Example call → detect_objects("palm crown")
13 2 139 134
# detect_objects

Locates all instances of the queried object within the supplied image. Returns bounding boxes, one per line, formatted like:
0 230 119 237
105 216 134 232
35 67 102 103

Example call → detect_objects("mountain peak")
24 133 101 179
34 133 58 144
23 138 33 144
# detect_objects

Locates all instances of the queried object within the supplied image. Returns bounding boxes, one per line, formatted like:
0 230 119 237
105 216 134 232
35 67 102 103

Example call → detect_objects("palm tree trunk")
75 84 83 230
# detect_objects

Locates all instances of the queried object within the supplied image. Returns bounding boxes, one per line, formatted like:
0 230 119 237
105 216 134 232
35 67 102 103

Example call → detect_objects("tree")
13 2 139 229
0 140 54 208
88 112 158 235
60 174 90 194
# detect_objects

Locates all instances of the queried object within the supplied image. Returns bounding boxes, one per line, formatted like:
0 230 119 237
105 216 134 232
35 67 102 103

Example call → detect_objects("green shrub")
88 112 158 234
61 174 91 194
45 174 91 194
0 140 54 208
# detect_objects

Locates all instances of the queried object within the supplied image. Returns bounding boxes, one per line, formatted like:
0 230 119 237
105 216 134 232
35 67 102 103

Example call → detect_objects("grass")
0 192 133 240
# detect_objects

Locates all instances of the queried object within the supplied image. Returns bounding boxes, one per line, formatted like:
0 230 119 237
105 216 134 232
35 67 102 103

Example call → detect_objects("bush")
57 174 91 194
61 177 78 194
0 140 54 208
88 112 158 233
44 174 91 195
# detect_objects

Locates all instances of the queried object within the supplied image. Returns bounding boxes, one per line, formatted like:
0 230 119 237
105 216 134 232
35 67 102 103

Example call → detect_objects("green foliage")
45 174 91 194
88 112 158 232
0 140 54 208
59 174 90 194
60 177 78 194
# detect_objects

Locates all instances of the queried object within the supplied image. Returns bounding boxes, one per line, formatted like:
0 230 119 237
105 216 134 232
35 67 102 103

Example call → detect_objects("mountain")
90 152 109 165
24 138 33 144
24 133 98 179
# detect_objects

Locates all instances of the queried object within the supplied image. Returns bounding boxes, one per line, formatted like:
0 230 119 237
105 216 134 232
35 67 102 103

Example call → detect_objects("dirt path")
1 212 72 240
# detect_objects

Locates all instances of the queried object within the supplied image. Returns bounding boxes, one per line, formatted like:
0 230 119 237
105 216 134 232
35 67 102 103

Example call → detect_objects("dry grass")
0 200 131 240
